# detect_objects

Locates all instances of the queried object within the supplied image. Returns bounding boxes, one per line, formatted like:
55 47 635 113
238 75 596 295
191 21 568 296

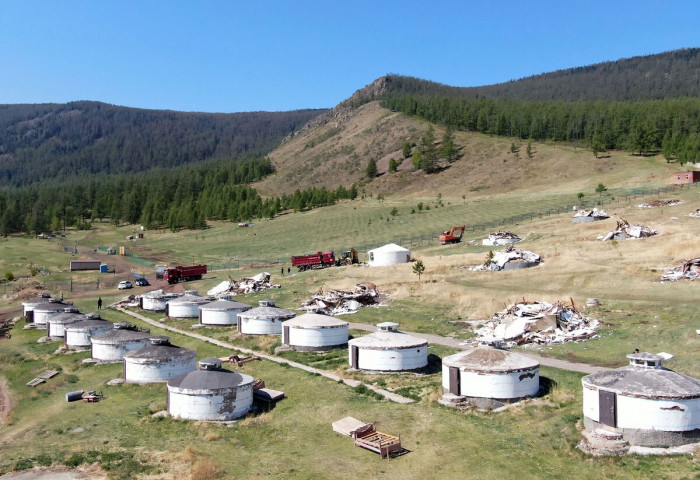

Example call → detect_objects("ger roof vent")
199 358 223 370
259 299 275 307
150 336 171 346
184 290 199 296
114 321 133 330
627 352 665 369
86 313 102 320
63 306 80 313
377 322 399 332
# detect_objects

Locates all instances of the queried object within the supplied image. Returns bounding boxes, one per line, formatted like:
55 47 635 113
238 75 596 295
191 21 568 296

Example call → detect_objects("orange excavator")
440 225 465 244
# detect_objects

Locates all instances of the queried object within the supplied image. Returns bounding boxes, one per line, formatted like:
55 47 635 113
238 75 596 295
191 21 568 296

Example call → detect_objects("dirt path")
0 377 11 424
117 309 415 404
346 322 608 375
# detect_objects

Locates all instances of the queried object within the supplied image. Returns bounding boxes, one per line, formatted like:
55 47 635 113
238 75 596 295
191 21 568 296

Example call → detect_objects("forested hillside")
0 102 326 186
379 48 700 102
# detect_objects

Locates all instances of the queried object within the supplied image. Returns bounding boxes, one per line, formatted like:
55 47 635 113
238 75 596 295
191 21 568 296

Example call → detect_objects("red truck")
291 252 336 271
164 265 207 284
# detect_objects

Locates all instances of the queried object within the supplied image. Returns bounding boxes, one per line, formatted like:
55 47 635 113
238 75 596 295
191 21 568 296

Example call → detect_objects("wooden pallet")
26 370 59 387
26 378 46 387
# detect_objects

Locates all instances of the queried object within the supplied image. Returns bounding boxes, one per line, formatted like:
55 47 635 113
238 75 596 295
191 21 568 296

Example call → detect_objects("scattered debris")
638 199 682 208
206 272 280 296
481 231 522 246
82 390 104 403
27 370 59 387
572 208 609 223
332 417 403 458
660 258 700 282
601 218 658 241
689 209 700 218
470 245 541 271
472 300 600 347
111 294 139 309
299 283 386 315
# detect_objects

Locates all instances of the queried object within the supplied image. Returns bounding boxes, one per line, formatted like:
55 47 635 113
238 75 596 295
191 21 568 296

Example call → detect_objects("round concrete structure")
167 358 254 421
582 353 700 447
166 294 210 318
140 290 182 312
348 322 428 371
367 243 411 267
441 347 540 408
199 299 251 326
64 317 112 350
123 336 197 384
45 307 82 338
21 294 58 322
32 300 69 327
237 300 295 335
90 322 152 362
282 313 348 351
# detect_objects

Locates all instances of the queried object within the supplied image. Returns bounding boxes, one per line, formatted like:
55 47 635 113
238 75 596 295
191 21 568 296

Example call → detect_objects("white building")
367 243 411 267
166 294 210 318
45 307 82 338
237 300 295 335
90 322 152 362
123 336 197 384
282 313 348 351
32 301 69 327
167 358 254 421
199 299 251 326
582 352 700 447
21 294 59 322
64 317 112 350
140 290 182 312
348 323 428 371
441 346 540 408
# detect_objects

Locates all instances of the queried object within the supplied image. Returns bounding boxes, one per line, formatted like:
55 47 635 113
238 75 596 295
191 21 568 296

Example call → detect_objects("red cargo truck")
164 265 207 284
291 252 336 271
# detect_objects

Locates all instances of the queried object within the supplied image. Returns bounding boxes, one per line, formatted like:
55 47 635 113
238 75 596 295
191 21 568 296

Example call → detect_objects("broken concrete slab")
481 231 522 246
573 208 609 223
470 244 541 271
300 283 386 315
206 272 280 296
660 257 700 282
638 199 682 208
601 218 658 241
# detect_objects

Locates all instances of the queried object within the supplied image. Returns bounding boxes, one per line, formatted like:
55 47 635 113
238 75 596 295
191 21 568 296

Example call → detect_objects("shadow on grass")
538 376 557 397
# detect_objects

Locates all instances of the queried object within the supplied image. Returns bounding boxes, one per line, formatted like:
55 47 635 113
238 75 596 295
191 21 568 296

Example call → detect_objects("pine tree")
366 159 378 179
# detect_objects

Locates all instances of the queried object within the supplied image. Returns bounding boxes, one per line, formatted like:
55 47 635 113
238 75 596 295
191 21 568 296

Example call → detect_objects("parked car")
134 278 150 286
118 280 133 290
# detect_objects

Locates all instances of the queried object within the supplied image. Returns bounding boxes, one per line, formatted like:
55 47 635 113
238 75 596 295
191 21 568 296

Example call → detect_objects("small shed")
90 322 152 362
69 260 101 271
140 290 182 312
199 299 251 326
367 243 411 267
123 336 197 384
582 353 700 447
441 346 540 408
165 294 210 318
32 300 69 326
64 316 113 350
281 313 348 351
45 307 82 338
167 358 255 421
672 171 700 185
237 299 295 335
348 323 428 372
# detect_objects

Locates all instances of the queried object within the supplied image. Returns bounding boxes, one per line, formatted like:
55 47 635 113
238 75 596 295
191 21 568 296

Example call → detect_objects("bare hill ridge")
257 100 676 199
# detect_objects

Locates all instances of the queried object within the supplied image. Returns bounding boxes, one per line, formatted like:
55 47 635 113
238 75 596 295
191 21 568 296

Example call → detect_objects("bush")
4 272 14 281
13 459 34 471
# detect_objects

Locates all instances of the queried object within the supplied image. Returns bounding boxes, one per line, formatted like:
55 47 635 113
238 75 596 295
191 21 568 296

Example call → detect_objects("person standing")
97 297 102 310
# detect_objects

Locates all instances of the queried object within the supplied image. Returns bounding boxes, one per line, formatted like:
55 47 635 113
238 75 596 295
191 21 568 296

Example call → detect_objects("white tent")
368 243 411 267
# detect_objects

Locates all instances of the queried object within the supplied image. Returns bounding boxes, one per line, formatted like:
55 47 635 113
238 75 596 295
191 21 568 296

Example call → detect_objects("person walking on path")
97 297 102 310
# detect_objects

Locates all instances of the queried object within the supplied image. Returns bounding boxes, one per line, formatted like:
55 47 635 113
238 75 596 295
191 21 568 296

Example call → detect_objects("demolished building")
473 300 600 347
638 199 682 208
470 245 541 271
572 208 610 223
481 231 522 246
601 219 658 241
660 257 700 282
206 272 280 297
299 283 385 316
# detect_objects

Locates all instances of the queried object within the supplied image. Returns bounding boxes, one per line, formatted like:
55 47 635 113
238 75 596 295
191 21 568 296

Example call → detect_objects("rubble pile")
111 294 139 309
638 199 682 208
470 244 541 271
481 231 522 246
572 208 609 223
207 272 281 296
474 300 600 347
601 219 658 241
299 283 386 315
659 258 700 282
689 209 700 218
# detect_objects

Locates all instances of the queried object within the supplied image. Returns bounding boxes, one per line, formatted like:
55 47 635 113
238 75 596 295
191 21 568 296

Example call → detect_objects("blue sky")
1 1 698 113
